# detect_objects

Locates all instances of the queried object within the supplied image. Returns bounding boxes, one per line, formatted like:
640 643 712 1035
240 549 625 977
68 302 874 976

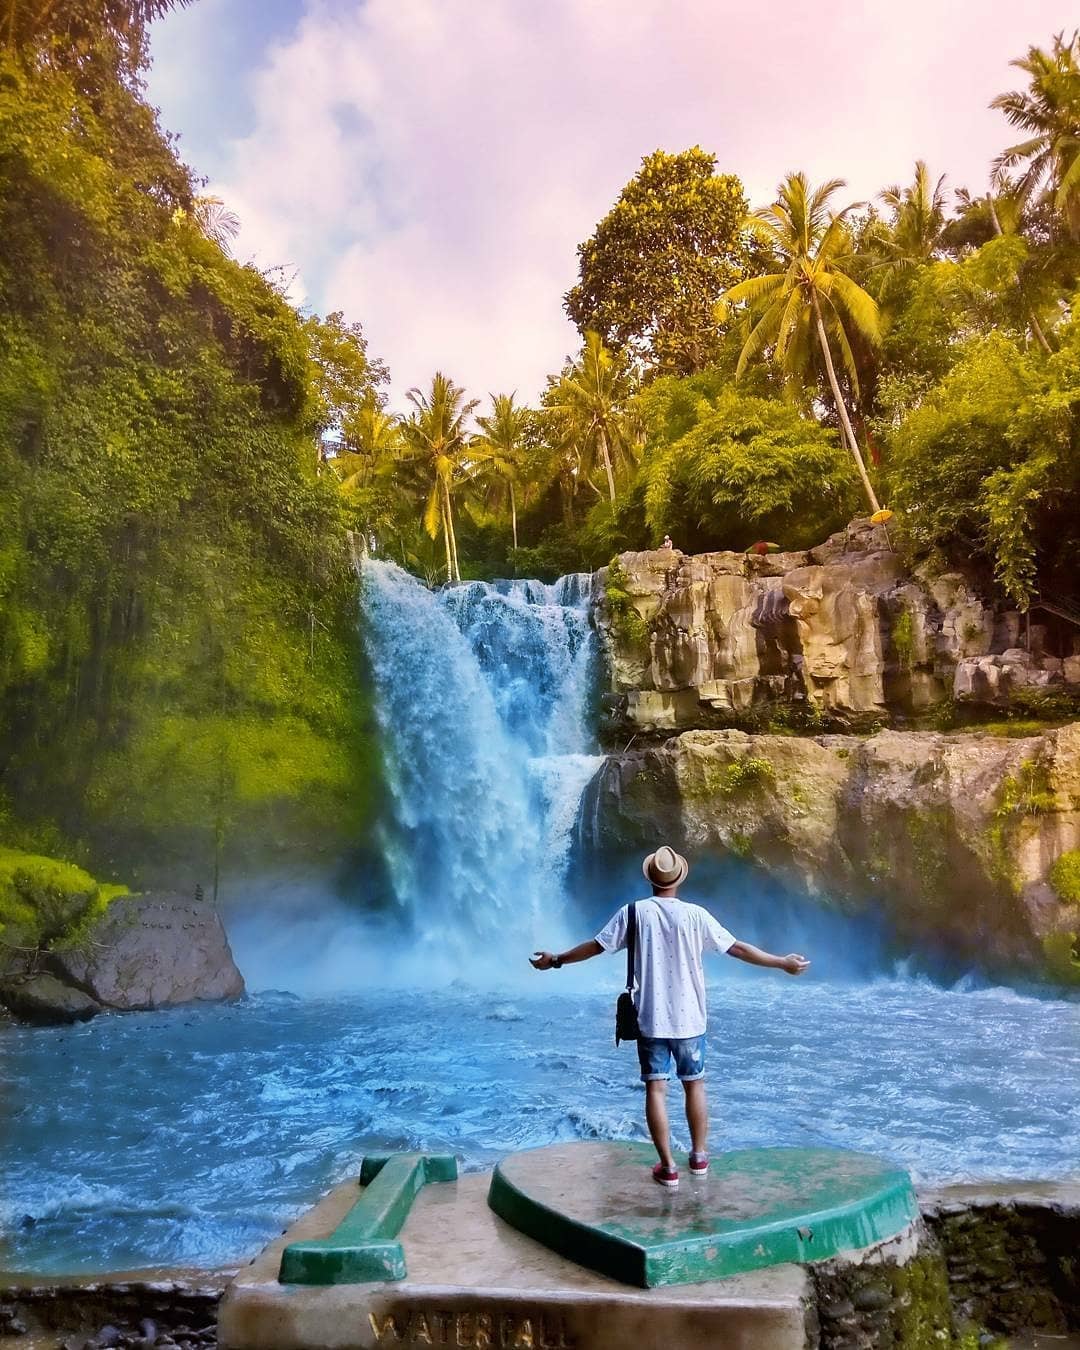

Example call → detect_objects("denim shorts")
637 1035 706 1082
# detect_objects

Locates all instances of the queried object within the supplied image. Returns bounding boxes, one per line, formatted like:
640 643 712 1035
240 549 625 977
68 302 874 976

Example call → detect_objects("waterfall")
359 561 602 953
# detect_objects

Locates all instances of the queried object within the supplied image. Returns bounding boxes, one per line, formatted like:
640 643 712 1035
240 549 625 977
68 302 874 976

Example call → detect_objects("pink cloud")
152 0 1078 407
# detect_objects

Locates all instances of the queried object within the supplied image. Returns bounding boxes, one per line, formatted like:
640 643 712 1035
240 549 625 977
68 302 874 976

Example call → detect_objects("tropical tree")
5 0 195 71
471 393 530 550
877 162 950 271
564 148 749 376
331 390 402 493
636 375 858 552
192 195 240 253
546 331 636 503
721 173 883 513
400 373 478 583
992 31 1080 238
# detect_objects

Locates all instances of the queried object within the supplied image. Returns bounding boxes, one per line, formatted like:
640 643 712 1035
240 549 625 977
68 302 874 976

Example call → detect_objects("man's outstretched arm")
530 940 603 971
727 941 809 975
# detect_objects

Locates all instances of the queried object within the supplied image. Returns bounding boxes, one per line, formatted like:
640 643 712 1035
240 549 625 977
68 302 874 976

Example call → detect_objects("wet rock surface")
0 974 102 1025
922 1184 1080 1339
0 1275 227 1349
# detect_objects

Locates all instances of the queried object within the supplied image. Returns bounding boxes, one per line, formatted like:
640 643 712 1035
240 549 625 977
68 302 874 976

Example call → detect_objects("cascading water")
359 560 602 956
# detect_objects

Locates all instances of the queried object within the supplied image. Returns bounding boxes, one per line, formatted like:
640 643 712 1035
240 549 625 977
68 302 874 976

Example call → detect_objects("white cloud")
152 0 1078 408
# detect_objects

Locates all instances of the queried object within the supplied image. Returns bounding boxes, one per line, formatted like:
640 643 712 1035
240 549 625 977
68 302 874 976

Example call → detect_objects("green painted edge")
278 1152 458 1286
359 1153 457 1185
278 1239 406 1284
487 1149 919 1289
487 1165 646 1286
639 1176 919 1286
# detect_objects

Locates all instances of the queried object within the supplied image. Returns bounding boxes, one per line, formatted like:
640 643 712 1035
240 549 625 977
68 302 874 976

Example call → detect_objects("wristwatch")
551 955 563 969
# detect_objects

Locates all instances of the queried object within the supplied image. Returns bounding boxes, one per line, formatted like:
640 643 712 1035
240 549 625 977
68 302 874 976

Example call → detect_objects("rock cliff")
584 725 1080 980
590 524 1080 982
598 520 1079 734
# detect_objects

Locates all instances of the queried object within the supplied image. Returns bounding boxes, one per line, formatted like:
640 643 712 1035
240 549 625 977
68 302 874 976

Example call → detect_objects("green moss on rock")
1049 850 1080 906
604 559 650 647
711 755 776 797
893 606 915 669
0 848 128 954
1042 931 1080 985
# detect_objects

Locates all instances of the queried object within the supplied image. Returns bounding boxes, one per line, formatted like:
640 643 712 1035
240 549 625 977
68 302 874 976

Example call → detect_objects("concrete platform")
218 1173 813 1350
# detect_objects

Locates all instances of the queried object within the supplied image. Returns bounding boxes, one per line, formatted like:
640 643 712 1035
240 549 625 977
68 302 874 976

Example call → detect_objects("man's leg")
682 1078 708 1156
644 1079 675 1169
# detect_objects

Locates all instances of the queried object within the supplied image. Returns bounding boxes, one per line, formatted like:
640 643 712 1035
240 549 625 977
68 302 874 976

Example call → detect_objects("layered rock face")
599 520 1078 734
585 725 1080 977
590 524 1080 980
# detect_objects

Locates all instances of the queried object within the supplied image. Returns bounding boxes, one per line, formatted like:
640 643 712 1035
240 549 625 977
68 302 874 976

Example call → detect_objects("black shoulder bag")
614 900 640 1045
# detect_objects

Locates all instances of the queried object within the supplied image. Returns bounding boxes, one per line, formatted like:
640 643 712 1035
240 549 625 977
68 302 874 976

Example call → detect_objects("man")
530 844 810 1188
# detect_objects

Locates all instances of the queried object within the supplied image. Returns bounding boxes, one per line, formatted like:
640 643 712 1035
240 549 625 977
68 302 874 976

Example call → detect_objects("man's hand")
530 951 557 971
782 953 810 975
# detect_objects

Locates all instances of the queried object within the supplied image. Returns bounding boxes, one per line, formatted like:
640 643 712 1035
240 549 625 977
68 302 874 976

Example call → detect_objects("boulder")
49 893 244 1011
0 972 102 1024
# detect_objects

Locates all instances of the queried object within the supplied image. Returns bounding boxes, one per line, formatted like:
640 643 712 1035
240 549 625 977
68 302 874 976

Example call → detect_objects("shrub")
0 848 127 954
1049 850 1080 906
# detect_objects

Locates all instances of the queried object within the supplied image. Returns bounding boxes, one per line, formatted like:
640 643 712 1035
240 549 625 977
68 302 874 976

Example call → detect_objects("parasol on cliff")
870 509 895 551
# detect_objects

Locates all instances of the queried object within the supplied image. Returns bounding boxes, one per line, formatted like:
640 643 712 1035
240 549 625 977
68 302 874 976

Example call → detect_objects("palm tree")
546 331 635 503
992 32 1080 239
193 196 240 254
331 390 402 494
956 182 1055 354
721 173 882 513
401 373 478 584
877 161 949 270
471 393 529 550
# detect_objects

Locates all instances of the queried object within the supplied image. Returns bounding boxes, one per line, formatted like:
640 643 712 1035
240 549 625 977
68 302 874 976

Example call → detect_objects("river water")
3 562 1079 1275
4 980 1080 1274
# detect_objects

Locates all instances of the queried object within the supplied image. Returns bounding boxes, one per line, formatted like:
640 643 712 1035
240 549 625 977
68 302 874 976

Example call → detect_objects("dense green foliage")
886 316 1080 604
0 49 381 887
632 375 856 553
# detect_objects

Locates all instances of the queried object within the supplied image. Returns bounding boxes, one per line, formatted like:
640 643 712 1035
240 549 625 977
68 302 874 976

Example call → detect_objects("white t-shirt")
595 898 736 1039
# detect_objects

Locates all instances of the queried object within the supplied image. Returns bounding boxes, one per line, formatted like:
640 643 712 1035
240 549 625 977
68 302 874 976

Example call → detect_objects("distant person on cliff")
530 845 810 1189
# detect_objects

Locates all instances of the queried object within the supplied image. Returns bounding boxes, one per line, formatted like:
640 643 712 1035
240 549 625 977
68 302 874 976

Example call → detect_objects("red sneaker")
689 1152 709 1177
652 1163 679 1189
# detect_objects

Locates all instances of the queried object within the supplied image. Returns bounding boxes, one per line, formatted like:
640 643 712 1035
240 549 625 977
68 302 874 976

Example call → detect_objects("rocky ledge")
598 519 1080 734
585 724 1080 979
0 893 245 1025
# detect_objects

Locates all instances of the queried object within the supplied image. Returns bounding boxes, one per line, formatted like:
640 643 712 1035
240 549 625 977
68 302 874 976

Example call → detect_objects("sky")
148 0 1078 409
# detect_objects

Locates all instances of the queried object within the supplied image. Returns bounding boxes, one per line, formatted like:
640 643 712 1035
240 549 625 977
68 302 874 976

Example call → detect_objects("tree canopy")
564 148 749 377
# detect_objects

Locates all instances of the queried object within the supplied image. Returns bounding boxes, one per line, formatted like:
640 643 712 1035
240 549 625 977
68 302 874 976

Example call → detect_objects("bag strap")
625 900 637 992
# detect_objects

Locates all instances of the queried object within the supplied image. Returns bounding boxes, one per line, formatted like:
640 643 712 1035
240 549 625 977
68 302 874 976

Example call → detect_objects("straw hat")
642 845 689 888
